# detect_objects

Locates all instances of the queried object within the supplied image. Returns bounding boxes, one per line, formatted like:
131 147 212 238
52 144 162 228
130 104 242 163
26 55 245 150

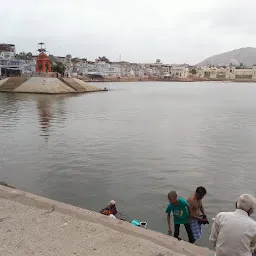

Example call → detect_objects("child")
187 186 208 242
166 191 195 243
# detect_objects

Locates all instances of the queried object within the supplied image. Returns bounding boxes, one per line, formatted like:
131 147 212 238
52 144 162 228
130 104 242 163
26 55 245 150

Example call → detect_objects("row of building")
196 66 256 80
0 44 35 76
1 43 256 81
57 57 256 81
59 57 190 78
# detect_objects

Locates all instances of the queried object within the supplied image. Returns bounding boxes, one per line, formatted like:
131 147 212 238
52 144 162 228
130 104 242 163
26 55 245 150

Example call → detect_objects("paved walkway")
0 185 214 256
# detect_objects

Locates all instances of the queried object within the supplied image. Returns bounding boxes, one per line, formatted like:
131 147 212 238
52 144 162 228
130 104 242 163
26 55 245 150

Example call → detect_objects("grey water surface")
0 81 256 247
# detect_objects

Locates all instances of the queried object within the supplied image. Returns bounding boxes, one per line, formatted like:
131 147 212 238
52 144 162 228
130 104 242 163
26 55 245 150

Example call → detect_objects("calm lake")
0 81 256 248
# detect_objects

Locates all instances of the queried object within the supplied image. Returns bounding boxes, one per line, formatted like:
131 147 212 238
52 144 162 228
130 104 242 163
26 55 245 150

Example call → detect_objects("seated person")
100 200 117 216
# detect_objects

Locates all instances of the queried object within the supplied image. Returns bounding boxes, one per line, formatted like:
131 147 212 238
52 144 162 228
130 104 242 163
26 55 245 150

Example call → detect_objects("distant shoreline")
84 77 256 83
2 75 255 84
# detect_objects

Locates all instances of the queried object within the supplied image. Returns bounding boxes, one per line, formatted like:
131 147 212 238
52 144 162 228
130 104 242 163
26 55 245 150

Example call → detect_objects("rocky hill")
196 47 256 67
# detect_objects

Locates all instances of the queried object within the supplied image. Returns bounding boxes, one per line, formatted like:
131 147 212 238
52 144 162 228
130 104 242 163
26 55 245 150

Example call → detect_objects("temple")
36 42 52 73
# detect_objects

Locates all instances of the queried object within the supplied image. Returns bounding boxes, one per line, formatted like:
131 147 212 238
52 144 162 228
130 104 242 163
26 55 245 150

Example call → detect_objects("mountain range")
196 47 256 67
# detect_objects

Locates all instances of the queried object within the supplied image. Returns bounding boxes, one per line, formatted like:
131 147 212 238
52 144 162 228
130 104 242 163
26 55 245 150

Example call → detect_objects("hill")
196 47 256 67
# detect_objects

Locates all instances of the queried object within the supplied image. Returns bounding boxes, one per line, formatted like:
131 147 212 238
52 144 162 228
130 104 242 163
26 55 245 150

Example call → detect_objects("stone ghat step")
0 185 214 256
0 77 28 92
59 78 86 92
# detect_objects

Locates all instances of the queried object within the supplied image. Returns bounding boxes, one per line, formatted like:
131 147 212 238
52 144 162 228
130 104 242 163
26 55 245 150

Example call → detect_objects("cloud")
1 0 256 64
199 0 256 35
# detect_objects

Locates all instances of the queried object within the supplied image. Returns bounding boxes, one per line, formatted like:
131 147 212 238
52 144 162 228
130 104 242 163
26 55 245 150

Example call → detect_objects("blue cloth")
166 198 190 224
131 219 141 226
190 219 202 240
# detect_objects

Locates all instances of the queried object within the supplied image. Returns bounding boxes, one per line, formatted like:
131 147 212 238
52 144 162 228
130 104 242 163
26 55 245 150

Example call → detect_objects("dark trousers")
174 223 195 244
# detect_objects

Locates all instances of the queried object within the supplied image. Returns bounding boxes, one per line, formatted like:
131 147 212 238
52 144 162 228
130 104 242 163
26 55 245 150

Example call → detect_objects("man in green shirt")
166 191 195 243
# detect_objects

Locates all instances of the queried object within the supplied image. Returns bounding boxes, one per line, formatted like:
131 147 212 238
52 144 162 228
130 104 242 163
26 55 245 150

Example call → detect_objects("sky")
1 0 256 64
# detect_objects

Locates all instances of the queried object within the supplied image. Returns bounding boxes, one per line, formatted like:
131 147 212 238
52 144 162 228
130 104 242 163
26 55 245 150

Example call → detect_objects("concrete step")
59 78 86 92
0 77 28 92
0 185 214 256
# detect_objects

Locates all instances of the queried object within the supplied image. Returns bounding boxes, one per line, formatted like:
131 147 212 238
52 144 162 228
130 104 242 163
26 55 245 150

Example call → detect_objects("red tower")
36 42 52 73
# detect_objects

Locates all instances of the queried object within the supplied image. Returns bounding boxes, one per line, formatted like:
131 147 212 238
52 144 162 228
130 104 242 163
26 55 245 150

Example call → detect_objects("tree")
191 68 197 75
27 52 33 59
51 62 66 74
15 52 33 60
97 56 110 63
71 57 80 63
38 62 42 71
45 62 49 72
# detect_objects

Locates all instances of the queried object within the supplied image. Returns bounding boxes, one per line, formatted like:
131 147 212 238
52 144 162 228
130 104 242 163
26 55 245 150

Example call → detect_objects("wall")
234 68 253 79
195 66 256 80
0 59 36 75
0 51 15 59
170 67 189 78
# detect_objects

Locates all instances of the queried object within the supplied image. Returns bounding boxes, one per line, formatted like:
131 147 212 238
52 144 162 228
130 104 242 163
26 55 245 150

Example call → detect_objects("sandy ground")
73 78 103 91
13 77 76 93
0 77 103 94
0 77 9 86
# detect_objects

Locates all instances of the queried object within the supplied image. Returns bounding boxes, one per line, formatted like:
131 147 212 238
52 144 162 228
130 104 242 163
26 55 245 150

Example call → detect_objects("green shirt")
166 198 190 224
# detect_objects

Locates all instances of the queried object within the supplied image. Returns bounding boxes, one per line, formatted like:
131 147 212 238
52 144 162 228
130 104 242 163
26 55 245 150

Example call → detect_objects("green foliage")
236 63 245 69
45 62 49 72
191 68 197 74
38 62 42 70
71 57 80 63
51 62 66 74
15 52 33 60
97 56 110 63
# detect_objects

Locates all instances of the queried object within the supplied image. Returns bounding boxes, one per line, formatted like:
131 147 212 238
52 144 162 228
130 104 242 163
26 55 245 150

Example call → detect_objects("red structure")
36 42 52 73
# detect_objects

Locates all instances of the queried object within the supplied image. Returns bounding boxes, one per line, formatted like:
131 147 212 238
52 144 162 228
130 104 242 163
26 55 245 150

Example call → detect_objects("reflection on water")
0 82 256 248
37 99 52 139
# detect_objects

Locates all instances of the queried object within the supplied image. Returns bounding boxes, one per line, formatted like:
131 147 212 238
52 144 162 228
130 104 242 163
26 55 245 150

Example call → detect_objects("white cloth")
110 200 116 205
210 209 256 256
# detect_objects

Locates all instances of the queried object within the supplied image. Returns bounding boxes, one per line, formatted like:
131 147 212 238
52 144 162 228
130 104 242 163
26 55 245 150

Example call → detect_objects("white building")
0 52 15 59
0 59 35 76
196 66 256 80
0 43 15 59
170 66 189 78
81 61 122 77
107 64 121 77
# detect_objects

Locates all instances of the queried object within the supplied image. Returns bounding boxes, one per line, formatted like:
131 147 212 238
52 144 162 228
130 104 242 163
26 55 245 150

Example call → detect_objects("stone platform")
0 185 214 256
0 77 104 94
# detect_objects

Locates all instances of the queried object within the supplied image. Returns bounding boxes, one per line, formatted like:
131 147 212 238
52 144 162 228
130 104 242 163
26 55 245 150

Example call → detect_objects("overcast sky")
1 0 256 64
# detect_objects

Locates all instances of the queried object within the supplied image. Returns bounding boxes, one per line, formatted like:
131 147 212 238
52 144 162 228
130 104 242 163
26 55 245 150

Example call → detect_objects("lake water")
0 81 256 248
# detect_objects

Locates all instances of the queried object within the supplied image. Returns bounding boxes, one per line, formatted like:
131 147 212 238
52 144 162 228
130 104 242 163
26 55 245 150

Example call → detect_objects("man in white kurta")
210 194 256 256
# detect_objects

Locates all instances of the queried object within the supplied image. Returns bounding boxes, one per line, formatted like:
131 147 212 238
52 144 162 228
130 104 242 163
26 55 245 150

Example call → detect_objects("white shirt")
210 209 256 256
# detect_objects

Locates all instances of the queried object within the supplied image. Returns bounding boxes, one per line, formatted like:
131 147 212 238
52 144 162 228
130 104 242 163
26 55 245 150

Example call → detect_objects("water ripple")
1 82 256 248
